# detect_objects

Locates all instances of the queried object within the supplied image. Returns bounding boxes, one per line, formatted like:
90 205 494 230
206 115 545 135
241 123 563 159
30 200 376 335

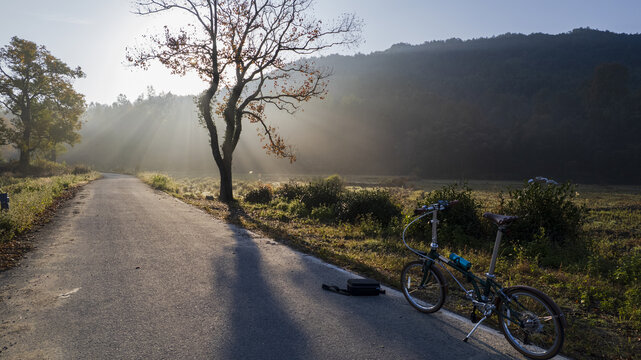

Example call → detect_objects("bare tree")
128 0 360 202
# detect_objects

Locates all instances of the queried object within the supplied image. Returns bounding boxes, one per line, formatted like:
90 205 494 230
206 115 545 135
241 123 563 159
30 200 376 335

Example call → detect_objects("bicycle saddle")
483 212 519 226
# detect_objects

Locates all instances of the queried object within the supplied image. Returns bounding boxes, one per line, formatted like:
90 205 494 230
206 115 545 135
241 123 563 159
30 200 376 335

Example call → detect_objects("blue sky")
1 0 640 104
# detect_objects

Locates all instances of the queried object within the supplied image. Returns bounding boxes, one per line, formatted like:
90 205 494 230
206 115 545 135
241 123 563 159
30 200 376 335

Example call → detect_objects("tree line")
64 28 641 184
292 28 641 183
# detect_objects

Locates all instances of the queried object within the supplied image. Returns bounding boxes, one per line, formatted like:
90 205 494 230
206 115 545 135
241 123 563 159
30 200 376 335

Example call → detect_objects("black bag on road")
322 278 385 296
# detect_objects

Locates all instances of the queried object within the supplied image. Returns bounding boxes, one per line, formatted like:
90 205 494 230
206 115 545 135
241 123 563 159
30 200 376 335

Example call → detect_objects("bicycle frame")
430 253 504 304
402 206 512 315
402 202 566 357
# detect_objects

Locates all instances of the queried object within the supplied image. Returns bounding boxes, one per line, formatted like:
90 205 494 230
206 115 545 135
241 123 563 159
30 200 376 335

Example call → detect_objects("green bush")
0 160 93 177
276 176 401 227
0 214 14 240
300 175 344 209
287 199 308 217
275 182 305 201
273 200 290 211
310 205 336 223
339 189 401 226
72 164 92 174
513 227 551 265
149 174 174 191
413 184 484 248
30 159 70 176
499 181 585 247
357 213 384 237
244 185 273 204
621 285 641 323
613 248 641 285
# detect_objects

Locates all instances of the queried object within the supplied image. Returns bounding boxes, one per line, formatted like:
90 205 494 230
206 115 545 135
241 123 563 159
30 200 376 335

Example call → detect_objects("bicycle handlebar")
413 200 459 215
404 200 459 257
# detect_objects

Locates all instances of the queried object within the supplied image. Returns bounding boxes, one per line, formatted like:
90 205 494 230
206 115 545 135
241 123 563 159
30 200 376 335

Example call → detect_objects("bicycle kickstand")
462 315 487 343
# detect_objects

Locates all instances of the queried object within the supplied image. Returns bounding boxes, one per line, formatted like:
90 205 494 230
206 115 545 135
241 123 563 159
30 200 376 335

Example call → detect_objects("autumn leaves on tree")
0 37 86 166
128 0 361 202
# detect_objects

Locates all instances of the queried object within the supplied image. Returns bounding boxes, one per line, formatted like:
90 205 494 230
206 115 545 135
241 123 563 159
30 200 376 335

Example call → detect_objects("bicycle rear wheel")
497 286 565 359
400 260 446 313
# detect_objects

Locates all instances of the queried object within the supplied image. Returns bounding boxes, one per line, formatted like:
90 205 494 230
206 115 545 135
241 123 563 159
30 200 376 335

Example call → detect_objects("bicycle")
400 200 567 359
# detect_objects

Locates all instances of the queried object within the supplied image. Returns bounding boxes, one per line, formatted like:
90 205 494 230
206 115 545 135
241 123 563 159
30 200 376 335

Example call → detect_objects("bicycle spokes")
421 267 433 286
401 261 446 313
499 290 564 359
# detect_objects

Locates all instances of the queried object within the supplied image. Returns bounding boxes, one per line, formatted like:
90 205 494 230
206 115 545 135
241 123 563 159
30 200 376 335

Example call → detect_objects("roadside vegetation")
0 160 99 269
140 172 640 359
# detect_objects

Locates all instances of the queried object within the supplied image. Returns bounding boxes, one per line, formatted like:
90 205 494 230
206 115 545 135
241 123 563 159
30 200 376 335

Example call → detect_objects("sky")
1 0 641 104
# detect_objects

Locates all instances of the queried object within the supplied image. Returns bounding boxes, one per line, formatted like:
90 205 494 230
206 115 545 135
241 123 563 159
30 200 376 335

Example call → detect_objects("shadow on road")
214 223 311 359
213 204 520 359
290 249 520 359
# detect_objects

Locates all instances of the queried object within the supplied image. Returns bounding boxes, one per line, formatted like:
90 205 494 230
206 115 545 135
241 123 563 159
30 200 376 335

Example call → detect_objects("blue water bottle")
449 252 471 271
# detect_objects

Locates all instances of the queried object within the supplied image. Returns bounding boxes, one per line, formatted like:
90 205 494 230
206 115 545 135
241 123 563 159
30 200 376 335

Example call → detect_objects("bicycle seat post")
487 226 505 278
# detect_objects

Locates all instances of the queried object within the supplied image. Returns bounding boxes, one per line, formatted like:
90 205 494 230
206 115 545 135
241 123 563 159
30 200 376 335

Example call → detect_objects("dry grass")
0 170 101 270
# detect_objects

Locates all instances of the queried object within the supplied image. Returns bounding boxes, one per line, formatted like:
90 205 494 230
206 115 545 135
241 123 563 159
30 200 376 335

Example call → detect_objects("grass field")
139 172 640 360
0 164 100 269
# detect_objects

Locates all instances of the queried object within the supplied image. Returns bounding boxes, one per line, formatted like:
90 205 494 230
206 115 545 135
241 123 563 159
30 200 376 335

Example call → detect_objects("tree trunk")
18 149 30 168
18 130 31 168
18 110 32 168
50 148 57 162
218 160 233 203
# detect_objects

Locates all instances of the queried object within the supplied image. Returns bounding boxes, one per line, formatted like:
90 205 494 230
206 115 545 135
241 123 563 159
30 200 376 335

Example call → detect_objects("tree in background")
39 90 86 161
0 37 85 167
128 0 360 202
114 93 132 108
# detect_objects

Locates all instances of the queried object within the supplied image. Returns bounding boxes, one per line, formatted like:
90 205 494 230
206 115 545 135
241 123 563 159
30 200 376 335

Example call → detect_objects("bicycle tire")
497 286 565 359
401 260 447 313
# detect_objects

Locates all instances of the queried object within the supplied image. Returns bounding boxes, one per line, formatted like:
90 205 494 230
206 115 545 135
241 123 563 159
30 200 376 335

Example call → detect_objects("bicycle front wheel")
400 260 446 313
498 286 565 359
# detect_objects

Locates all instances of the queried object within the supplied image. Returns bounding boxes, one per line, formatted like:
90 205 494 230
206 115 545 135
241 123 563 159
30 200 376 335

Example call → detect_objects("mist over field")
60 28 641 183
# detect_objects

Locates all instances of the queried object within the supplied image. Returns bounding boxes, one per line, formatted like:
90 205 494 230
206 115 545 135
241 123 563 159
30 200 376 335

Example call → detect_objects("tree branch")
243 109 295 161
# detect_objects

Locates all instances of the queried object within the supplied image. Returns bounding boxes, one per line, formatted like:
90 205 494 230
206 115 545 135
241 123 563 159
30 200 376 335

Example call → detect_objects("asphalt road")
0 174 533 359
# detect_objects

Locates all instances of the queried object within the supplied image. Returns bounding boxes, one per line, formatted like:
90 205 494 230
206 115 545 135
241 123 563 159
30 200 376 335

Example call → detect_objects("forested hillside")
63 28 641 183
